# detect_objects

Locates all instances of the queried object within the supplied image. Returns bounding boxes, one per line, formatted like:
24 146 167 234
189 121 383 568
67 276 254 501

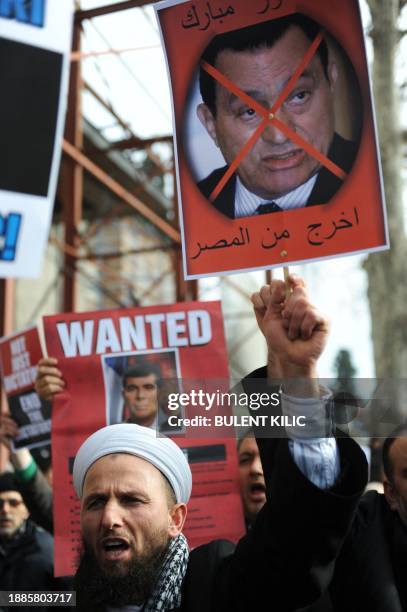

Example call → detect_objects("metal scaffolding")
59 1 197 315
0 0 270 399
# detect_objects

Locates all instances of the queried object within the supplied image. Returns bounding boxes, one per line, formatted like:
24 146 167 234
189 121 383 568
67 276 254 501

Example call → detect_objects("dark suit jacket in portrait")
197 133 358 219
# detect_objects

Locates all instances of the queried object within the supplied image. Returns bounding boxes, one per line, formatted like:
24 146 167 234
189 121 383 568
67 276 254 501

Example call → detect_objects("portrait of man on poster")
194 13 361 219
103 352 183 434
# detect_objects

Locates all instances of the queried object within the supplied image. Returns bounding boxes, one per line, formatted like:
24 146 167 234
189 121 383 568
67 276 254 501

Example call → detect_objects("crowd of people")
0 275 406 611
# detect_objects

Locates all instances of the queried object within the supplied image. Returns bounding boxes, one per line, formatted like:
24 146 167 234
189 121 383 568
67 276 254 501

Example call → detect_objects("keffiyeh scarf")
143 534 189 611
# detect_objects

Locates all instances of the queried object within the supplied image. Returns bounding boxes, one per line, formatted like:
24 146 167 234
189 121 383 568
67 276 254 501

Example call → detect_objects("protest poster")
0 0 73 278
0 326 51 450
43 301 246 576
155 0 388 279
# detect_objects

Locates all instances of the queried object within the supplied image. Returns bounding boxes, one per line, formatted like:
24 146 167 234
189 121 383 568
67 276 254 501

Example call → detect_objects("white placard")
0 0 73 278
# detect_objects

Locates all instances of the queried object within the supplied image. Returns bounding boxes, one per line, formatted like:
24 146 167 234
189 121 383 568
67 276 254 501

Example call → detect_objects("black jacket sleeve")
220 437 367 611
219 368 367 611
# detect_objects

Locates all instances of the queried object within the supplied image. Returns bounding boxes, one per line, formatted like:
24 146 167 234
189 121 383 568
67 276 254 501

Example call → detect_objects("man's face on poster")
122 374 159 425
198 25 337 200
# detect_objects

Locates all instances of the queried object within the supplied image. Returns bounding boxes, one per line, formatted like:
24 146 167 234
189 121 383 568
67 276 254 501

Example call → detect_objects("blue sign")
0 213 22 261
0 0 46 27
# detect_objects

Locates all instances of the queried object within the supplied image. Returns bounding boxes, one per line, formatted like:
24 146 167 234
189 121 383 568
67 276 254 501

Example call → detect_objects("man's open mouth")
101 537 130 559
249 482 267 501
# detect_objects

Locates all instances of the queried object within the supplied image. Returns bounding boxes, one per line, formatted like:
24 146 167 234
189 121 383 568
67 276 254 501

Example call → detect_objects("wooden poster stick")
283 266 291 300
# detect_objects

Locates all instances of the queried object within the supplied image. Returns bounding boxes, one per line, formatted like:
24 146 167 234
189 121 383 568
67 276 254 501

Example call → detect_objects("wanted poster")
43 301 246 575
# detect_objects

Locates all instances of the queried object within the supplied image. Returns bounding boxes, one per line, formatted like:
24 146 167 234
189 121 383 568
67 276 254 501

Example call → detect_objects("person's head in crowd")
73 423 191 609
0 472 29 539
382 424 407 526
237 429 266 527
122 363 162 428
197 14 337 202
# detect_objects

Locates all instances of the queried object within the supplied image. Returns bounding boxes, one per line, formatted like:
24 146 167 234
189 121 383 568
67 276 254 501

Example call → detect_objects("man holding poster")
197 14 358 218
64 280 367 611
0 327 51 451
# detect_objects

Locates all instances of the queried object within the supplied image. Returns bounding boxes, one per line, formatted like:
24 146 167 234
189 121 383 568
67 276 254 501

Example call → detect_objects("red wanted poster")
155 0 387 278
0 327 51 450
43 301 245 576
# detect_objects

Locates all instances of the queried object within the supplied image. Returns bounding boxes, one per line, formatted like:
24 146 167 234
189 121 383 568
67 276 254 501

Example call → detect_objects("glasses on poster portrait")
182 13 363 220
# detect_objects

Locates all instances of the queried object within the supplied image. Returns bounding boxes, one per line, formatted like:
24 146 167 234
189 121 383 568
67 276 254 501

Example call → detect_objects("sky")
77 0 406 378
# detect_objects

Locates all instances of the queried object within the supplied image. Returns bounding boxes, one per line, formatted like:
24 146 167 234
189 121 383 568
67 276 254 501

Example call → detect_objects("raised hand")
35 357 65 401
251 275 329 379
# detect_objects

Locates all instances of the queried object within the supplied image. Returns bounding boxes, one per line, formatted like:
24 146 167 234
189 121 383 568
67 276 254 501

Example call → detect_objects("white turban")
73 423 192 504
